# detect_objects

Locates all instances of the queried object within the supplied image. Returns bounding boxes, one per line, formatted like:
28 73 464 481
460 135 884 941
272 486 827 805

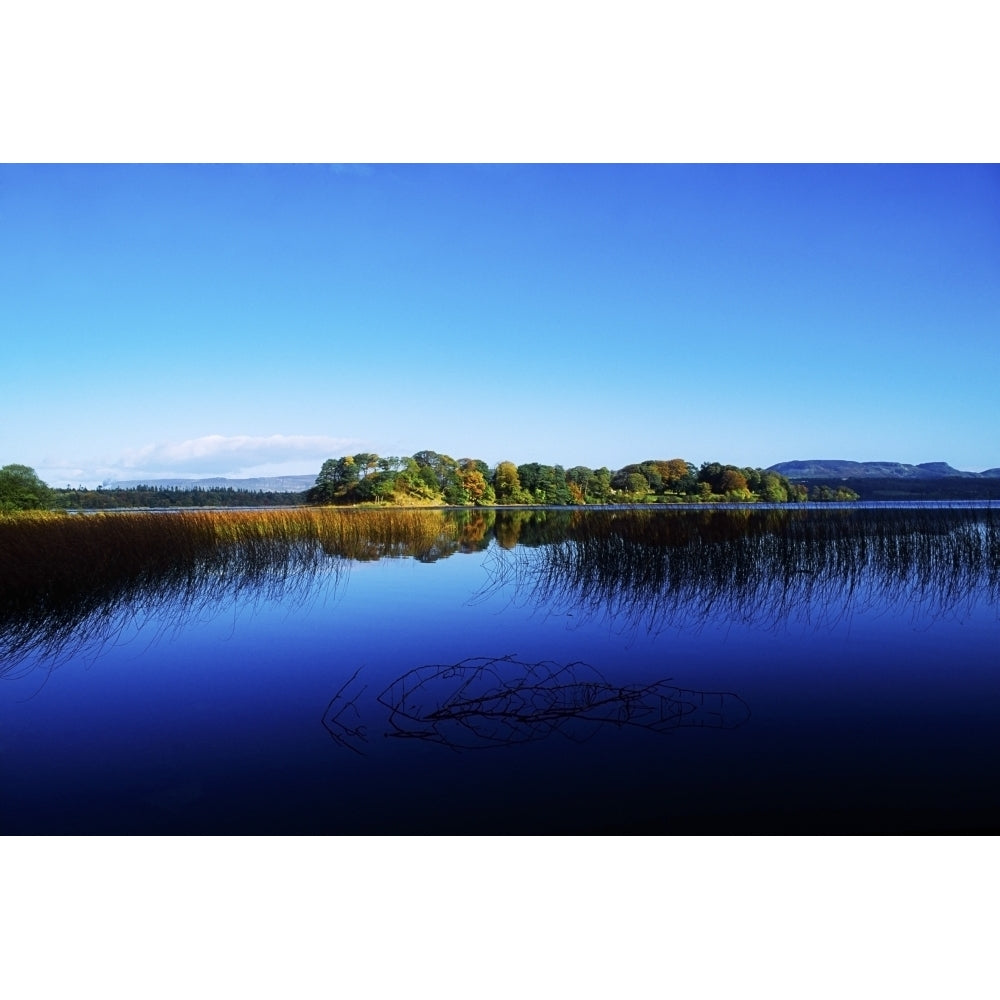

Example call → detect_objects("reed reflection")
4 505 998 673
0 508 469 672
483 507 1000 634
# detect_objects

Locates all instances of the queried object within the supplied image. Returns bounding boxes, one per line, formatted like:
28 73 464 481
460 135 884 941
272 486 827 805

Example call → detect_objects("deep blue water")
2 507 998 833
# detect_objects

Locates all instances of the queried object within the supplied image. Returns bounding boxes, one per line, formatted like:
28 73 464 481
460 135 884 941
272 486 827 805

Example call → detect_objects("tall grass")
0 507 460 671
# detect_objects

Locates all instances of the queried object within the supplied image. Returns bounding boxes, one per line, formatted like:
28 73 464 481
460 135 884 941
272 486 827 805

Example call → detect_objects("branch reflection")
322 655 751 752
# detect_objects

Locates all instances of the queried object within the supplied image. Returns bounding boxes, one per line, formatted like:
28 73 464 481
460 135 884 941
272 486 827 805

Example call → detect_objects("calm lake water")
2 505 998 833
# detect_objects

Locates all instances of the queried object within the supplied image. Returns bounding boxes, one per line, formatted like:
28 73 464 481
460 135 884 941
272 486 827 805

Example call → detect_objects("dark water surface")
2 505 998 833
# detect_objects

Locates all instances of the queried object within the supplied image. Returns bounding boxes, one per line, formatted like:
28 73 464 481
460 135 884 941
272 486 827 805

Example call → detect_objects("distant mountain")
109 475 315 491
768 460 1000 480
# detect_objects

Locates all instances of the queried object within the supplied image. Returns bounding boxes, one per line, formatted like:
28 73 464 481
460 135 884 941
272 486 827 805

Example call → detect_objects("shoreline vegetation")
5 451 1000 514
33 453 848 512
3 505 998 672
302 453 838 507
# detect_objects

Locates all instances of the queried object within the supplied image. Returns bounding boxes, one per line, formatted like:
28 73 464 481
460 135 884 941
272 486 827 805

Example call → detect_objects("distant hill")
766 460 1000 501
109 475 315 491
768 460 1000 480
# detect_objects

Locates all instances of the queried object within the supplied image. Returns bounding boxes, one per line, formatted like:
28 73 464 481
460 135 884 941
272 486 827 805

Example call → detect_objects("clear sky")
2 163 998 486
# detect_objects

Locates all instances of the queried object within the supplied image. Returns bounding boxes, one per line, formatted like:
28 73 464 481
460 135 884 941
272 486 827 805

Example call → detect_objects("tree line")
0 457 861 513
47 485 306 510
305 450 859 506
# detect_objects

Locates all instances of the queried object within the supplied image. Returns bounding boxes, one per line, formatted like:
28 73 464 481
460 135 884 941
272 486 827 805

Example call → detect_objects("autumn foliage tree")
493 461 528 504
306 451 813 507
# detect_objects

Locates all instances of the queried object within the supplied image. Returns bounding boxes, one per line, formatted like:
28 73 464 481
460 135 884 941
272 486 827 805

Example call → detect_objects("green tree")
625 472 650 499
307 456 359 504
742 467 763 494
418 464 441 492
517 463 544 496
789 482 810 502
0 464 53 511
697 462 726 494
760 472 789 503
353 452 380 480
565 466 595 505
516 463 570 504
494 461 527 504
637 462 663 492
810 484 860 502
354 469 398 502
412 450 458 492
611 464 640 491
391 458 441 502
589 467 612 503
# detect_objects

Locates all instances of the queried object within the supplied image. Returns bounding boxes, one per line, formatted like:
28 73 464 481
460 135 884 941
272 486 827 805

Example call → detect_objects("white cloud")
114 434 360 477
35 434 365 487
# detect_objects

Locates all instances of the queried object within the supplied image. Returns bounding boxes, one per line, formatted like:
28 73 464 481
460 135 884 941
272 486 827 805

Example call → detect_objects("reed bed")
0 507 460 671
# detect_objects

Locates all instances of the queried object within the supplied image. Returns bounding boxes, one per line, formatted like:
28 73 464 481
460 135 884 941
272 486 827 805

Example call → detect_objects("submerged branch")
321 655 751 752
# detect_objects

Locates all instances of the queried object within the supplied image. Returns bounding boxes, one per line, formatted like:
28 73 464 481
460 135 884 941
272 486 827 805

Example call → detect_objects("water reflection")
322 655 750 752
0 508 472 672
483 506 1000 634
3 505 998 672
3 505 999 833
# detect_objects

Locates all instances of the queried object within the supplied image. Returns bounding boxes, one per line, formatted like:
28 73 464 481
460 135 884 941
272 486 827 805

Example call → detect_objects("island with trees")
302 451 841 506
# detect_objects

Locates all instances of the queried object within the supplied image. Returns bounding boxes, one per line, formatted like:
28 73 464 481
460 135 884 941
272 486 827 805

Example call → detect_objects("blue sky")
2 163 997 486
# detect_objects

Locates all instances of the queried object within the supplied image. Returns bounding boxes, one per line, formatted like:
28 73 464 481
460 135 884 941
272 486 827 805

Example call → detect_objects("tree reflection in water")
482 506 1000 635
